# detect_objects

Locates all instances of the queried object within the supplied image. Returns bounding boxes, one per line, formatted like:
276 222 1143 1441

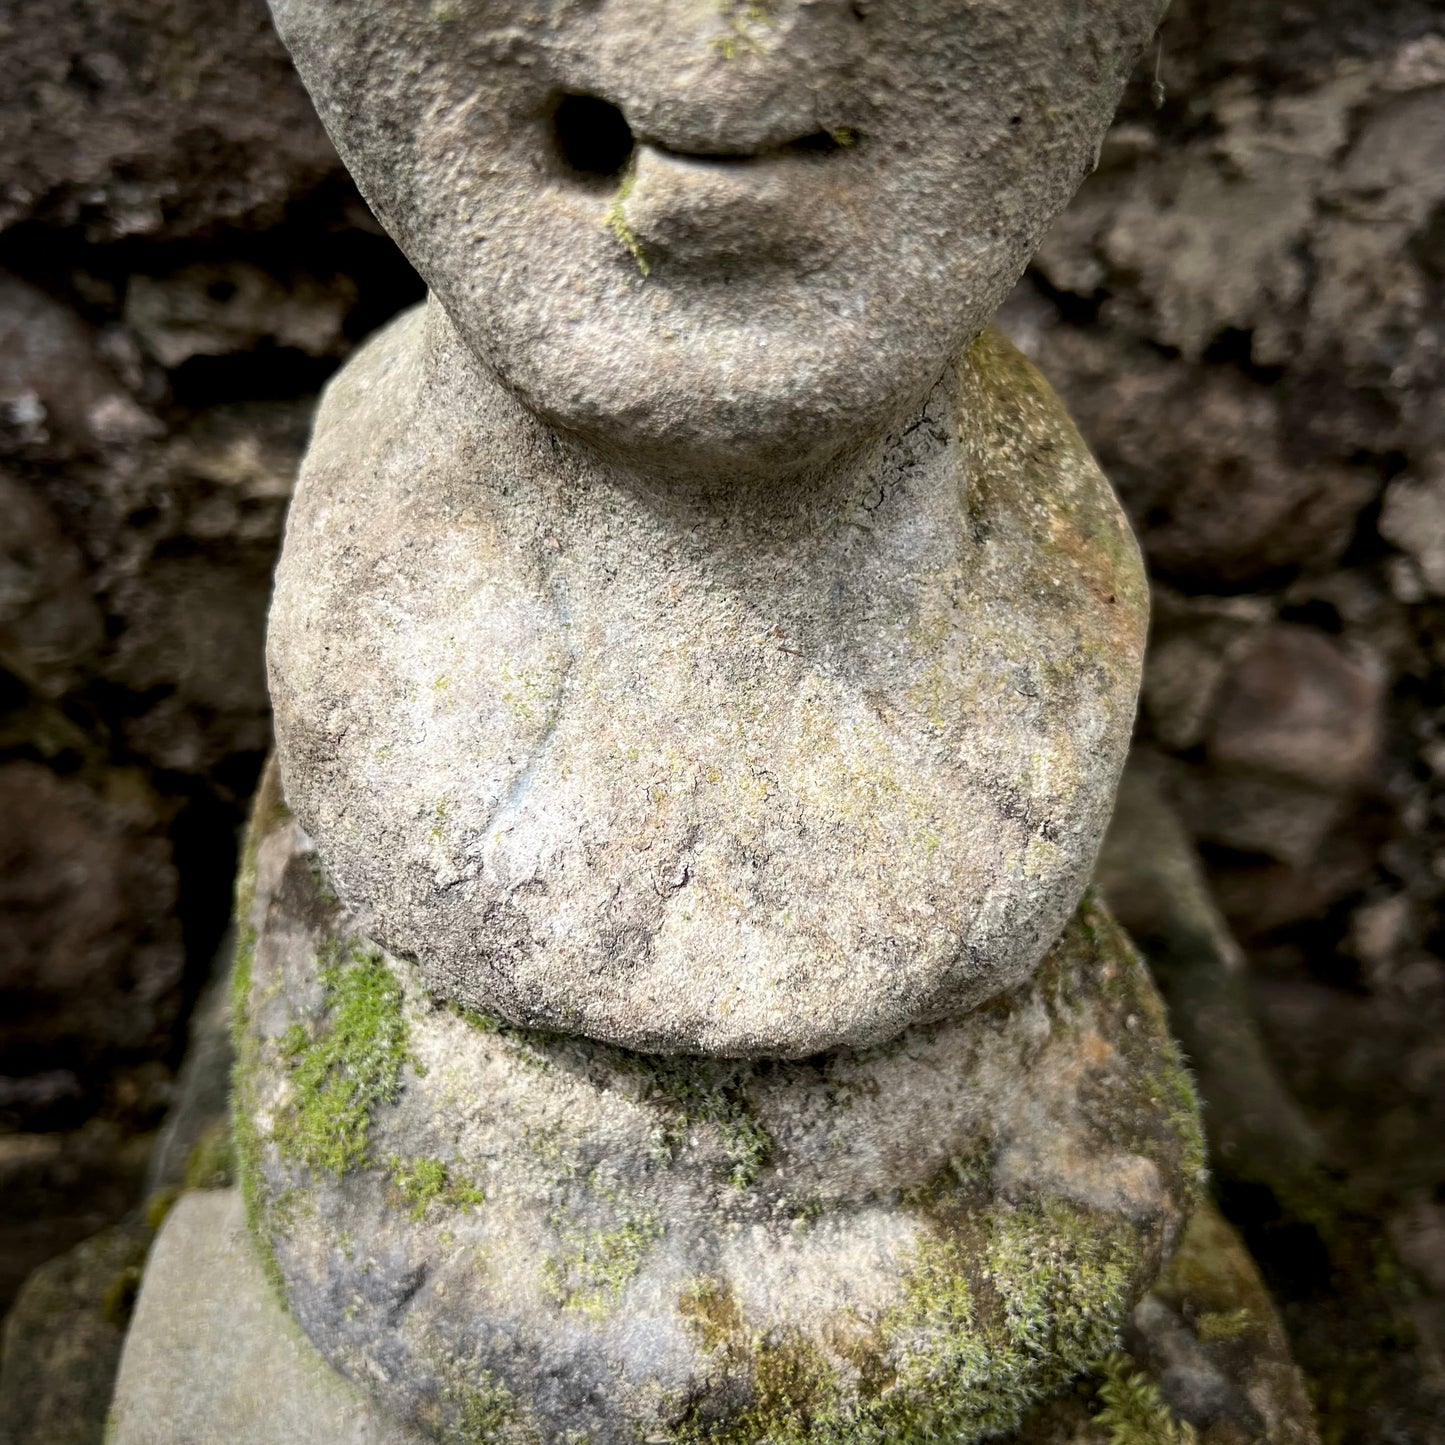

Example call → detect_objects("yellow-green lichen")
542 1210 663 1318
1194 1307 1258 1343
272 942 408 1176
385 1153 486 1220
605 159 650 277
712 0 774 59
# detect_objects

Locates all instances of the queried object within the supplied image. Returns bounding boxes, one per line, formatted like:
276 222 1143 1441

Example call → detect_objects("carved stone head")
269 0 1166 475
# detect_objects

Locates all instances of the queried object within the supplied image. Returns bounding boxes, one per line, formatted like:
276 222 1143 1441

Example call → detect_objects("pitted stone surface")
268 314 1148 1056
232 784 1204 1445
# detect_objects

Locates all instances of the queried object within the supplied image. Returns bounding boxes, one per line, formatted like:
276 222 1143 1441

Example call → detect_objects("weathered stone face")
266 0 1166 475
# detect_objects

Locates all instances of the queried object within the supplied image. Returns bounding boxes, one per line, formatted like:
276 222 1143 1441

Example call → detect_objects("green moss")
449 1001 774 1189
676 1279 846 1445
668 1193 1145 1445
605 159 650 277
631 1055 773 1188
679 1277 746 1353
272 942 408 1176
232 1090 286 1297
1090 1352 1197 1444
1074 896 1208 1201
542 1210 663 1318
385 1153 486 1220
184 1118 236 1190
438 1365 539 1445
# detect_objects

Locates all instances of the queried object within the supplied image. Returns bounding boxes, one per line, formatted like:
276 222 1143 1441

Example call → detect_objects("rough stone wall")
1001 3 1445 1438
0 0 1442 1438
0 0 421 1310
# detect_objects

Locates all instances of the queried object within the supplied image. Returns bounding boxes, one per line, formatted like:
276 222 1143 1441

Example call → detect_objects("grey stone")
124 263 357 369
104 1195 1321 1445
108 1190 427 1445
269 0 1168 479
0 0 337 240
1380 470 1445 597
233 788 1204 1445
0 762 184 1063
270 307 1148 1057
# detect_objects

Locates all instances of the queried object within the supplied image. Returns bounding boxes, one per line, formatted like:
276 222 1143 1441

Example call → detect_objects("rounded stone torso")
267 301 1146 1056
232 777 1203 1445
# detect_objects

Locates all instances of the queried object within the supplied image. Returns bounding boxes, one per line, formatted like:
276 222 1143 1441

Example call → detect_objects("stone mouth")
547 90 858 187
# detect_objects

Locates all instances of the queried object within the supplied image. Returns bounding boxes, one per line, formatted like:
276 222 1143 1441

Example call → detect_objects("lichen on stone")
542 1207 663 1318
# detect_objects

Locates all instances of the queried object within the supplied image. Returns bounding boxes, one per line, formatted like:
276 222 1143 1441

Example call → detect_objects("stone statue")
111 3 1256 1442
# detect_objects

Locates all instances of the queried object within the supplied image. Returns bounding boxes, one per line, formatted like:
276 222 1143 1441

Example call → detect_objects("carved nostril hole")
550 93 635 181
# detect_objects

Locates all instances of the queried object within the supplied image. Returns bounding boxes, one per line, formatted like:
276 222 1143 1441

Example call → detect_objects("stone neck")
419 293 971 540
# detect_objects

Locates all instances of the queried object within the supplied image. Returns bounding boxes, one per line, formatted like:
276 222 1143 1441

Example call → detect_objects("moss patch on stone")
632 1055 774 1188
1076 895 1209 1200
449 1001 775 1189
437 1362 539 1445
604 159 650 277
542 1209 663 1318
385 1153 485 1220
669 1193 1145 1445
272 941 408 1176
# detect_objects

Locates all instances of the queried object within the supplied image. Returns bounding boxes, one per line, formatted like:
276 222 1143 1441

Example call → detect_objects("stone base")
108 1189 426 1445
229 770 1207 1443
108 1191 1317 1445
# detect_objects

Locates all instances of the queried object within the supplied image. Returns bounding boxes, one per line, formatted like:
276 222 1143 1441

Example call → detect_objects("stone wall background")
0 0 1440 1440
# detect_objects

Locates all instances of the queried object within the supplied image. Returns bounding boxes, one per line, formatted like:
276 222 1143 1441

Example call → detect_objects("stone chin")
433 235 1010 484
471 307 948 482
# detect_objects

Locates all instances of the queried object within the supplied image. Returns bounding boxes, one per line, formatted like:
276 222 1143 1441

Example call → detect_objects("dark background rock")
0 0 423 1329
998 4 1445 1438
0 0 1442 1440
